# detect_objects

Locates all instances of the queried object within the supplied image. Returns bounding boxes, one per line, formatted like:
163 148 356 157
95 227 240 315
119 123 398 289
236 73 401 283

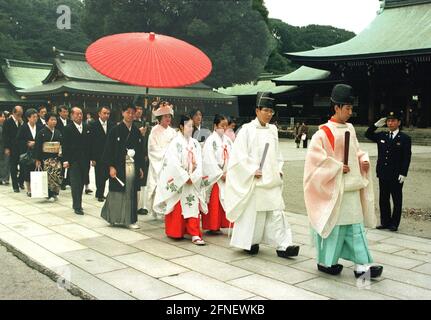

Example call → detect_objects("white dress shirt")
74 122 83 134
99 119 107 134
28 123 37 140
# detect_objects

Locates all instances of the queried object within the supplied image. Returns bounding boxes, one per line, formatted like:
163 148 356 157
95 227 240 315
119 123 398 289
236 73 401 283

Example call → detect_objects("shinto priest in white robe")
225 118 293 250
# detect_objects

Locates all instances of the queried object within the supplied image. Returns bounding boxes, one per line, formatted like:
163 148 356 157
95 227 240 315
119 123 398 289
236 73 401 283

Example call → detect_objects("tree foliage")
0 0 90 63
81 0 275 88
0 0 356 86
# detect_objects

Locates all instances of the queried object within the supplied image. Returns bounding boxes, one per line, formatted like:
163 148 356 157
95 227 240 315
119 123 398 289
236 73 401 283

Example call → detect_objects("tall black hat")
331 84 355 105
256 92 275 108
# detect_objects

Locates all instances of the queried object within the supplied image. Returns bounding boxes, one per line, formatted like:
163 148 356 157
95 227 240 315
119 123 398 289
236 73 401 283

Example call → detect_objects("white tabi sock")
354 264 370 273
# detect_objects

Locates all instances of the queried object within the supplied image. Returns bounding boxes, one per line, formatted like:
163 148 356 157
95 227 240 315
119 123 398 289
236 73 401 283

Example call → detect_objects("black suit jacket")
56 117 72 134
16 123 40 156
89 119 114 162
2 117 22 154
62 122 91 167
365 125 412 180
36 118 46 131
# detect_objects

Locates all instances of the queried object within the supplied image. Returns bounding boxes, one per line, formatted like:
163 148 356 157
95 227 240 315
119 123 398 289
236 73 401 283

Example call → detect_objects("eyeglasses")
260 108 275 115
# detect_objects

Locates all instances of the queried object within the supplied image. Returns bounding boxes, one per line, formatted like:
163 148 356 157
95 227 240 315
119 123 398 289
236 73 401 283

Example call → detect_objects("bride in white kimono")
202 114 234 233
153 115 207 245
147 103 177 219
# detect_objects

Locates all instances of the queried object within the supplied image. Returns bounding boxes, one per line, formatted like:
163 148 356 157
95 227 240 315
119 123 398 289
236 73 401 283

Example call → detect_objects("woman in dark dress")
101 105 144 229
16 108 40 197
34 112 63 201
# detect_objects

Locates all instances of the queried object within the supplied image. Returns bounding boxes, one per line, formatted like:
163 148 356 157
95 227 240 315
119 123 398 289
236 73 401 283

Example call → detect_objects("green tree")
265 18 356 74
81 0 276 88
0 0 90 62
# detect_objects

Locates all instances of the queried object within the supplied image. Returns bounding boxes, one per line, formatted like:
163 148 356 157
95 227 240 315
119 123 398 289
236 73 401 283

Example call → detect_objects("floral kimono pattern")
153 133 208 219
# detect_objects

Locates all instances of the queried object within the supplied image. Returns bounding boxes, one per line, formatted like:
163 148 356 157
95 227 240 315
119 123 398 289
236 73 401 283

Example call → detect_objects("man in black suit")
2 106 24 192
365 110 412 232
56 105 72 190
62 107 91 215
36 106 47 130
56 105 71 134
89 106 113 202
133 97 150 215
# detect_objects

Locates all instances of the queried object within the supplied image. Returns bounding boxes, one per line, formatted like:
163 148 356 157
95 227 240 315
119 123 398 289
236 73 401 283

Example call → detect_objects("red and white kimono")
304 119 376 238
202 131 234 231
153 132 208 238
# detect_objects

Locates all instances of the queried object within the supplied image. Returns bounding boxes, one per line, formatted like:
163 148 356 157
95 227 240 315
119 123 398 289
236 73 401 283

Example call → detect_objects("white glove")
398 175 406 184
374 117 387 128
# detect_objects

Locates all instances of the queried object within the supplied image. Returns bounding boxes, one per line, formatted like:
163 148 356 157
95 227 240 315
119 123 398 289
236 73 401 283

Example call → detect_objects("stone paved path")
1 142 431 300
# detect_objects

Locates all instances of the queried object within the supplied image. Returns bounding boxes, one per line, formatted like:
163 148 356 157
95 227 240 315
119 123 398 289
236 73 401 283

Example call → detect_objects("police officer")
365 110 412 232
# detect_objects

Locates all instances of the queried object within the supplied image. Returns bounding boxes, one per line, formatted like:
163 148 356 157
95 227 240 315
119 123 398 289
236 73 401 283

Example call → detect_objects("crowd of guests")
0 101 239 246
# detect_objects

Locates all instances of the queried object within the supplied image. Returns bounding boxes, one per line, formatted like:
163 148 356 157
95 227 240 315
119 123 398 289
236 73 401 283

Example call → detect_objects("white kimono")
202 132 233 210
225 118 293 250
147 124 177 217
153 133 208 218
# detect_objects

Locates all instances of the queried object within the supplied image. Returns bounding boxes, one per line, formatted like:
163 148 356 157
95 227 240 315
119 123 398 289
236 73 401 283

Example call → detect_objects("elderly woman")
34 112 63 201
16 108 40 197
146 102 177 219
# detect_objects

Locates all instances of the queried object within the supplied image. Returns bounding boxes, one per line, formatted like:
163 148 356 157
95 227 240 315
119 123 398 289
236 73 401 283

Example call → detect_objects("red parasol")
85 32 212 88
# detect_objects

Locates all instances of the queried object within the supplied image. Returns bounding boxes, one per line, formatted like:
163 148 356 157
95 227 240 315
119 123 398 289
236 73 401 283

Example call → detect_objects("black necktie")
390 132 393 140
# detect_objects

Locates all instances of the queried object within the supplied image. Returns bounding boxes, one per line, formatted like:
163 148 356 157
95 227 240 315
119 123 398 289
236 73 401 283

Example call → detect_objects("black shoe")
277 245 300 258
376 225 389 230
74 209 84 215
97 197 106 202
137 208 148 215
13 188 20 193
317 264 344 276
26 192 31 198
85 189 93 194
244 244 260 255
61 185 66 191
354 265 384 279
389 226 398 232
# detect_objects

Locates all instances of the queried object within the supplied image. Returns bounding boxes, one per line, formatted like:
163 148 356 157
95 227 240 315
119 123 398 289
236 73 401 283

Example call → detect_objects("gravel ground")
0 245 81 300
282 152 431 239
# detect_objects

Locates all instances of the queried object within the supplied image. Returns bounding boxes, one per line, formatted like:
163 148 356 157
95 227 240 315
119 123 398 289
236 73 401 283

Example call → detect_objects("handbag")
19 151 35 167
43 141 61 154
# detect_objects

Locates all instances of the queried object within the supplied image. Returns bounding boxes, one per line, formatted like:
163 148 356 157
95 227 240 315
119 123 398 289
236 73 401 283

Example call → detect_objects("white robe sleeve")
153 138 190 215
202 134 223 189
225 125 259 222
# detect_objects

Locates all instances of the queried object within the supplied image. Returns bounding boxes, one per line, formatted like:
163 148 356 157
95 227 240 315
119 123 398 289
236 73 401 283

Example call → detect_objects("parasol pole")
144 87 150 124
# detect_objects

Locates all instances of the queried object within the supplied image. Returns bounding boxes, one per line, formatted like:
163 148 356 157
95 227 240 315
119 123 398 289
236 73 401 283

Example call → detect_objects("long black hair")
213 114 227 128
190 109 202 118
178 114 192 131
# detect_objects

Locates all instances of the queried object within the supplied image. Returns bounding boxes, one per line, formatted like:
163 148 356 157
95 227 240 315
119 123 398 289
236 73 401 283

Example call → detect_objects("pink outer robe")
303 120 376 239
